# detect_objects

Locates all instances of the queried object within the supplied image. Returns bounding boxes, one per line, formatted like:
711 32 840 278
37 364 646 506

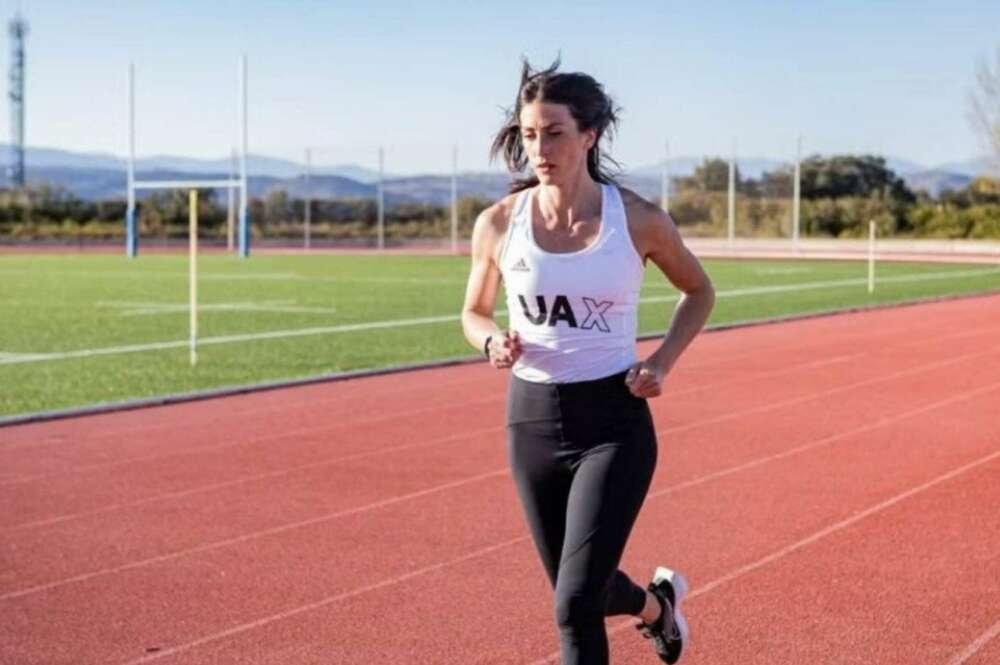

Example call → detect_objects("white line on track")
120 535 529 665
0 338 994 532
0 467 510 602
2 425 506 530
527 449 1000 665
4 267 998 366
121 432 1000 664
4 366 998 605
946 619 1000 665
0 352 870 529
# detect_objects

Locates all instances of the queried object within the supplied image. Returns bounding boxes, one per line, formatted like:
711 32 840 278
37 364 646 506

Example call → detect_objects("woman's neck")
537 169 602 229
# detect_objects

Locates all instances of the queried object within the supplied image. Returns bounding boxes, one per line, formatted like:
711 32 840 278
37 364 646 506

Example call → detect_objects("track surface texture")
2 294 998 664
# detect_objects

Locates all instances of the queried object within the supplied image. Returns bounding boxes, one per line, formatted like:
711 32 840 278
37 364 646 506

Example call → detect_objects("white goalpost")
125 56 249 365
126 56 250 258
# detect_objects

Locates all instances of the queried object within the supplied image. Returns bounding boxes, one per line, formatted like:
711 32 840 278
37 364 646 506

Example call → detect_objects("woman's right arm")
461 202 521 368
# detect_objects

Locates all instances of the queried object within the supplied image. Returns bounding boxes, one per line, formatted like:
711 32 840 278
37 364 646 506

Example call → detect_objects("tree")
678 158 739 192
968 46 1000 171
799 155 914 203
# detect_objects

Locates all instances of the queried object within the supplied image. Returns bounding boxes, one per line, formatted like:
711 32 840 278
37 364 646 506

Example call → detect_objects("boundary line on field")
3 266 998 370
2 288 999 429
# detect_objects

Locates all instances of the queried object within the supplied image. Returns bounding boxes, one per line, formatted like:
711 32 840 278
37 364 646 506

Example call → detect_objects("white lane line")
124 434 1000 664
0 352 869 530
1 424 505 530
527 449 1000 665
5 267 999 366
120 535 529 665
946 619 1000 665
0 349 864 489
4 370 998 606
0 468 511 602
2 341 995 534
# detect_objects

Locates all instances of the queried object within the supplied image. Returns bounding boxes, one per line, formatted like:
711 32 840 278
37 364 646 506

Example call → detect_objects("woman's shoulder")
616 185 668 225
614 185 682 262
473 189 529 263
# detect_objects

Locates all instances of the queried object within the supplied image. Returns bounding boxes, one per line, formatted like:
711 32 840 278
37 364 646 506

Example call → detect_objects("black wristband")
483 335 493 360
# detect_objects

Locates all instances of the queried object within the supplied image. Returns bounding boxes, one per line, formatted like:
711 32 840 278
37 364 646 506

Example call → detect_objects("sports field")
2 252 1000 418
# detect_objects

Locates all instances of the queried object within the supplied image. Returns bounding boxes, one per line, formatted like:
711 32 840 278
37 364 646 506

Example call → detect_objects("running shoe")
635 566 689 663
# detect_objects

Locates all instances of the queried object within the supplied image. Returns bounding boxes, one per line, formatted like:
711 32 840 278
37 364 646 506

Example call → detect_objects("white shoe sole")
653 566 690 653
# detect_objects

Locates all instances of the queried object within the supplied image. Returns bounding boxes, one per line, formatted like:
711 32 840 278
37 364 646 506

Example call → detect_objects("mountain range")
1 143 995 203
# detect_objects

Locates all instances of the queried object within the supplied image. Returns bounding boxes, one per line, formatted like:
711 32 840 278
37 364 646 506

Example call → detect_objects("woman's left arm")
623 191 716 398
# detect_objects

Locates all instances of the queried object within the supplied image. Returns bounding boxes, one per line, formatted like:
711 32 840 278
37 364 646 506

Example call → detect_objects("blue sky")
5 0 1000 174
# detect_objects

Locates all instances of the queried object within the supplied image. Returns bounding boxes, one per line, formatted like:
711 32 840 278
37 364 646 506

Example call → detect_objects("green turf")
1 252 998 418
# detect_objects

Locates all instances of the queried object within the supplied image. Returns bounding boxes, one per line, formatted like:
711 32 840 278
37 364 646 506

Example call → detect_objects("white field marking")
96 300 338 316
527 448 1000 665
303 274 468 285
751 266 815 275
640 266 1000 298
0 268 463 285
946 619 1000 665
2 297 967 454
4 362 998 604
0 352 49 361
0 269 301 282
5 267 999 367
124 410 1000 665
0 313 465 365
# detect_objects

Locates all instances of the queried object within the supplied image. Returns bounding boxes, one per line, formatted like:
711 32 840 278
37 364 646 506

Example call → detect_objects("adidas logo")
510 257 531 272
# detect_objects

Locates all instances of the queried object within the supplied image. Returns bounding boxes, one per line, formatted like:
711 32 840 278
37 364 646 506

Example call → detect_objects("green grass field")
2 252 999 419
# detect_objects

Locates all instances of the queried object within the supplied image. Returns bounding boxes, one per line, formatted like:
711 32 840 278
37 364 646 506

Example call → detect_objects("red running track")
1 295 999 664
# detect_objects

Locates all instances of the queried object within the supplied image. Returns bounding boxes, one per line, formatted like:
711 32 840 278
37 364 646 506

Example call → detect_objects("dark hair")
490 57 622 194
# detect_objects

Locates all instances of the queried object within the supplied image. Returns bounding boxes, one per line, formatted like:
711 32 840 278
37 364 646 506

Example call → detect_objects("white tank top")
498 183 645 383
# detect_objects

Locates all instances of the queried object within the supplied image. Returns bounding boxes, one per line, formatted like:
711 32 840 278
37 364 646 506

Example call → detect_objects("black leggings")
506 369 658 665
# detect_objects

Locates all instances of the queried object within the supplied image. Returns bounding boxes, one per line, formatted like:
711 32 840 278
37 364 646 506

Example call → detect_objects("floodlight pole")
126 62 137 257
793 135 802 249
304 147 312 250
227 149 236 252
189 189 199 366
868 220 876 294
451 144 458 254
728 138 736 250
377 145 385 251
238 54 249 258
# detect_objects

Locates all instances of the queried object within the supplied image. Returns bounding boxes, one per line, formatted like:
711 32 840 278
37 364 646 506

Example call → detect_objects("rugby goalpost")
125 56 250 365
125 56 250 259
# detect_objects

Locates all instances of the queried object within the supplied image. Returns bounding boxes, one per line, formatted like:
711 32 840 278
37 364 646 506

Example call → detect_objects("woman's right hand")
488 330 523 369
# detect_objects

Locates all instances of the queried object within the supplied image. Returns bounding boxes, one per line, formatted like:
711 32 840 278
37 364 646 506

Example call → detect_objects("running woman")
461 59 715 665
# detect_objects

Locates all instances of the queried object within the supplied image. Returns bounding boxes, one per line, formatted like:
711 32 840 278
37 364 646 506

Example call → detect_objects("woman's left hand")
624 359 669 398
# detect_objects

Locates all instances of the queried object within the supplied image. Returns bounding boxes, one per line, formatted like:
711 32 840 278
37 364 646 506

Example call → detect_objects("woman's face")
518 100 596 184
